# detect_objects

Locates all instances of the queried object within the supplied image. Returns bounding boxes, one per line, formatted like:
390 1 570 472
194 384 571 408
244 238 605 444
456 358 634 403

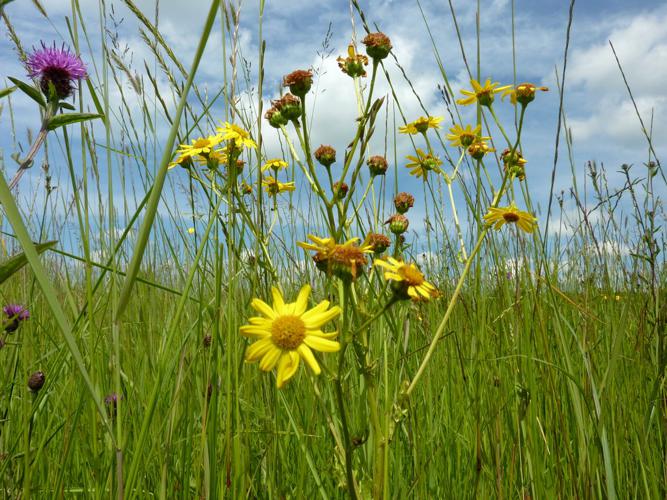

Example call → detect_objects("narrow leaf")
46 112 103 131
0 86 16 99
7 77 45 107
0 240 57 285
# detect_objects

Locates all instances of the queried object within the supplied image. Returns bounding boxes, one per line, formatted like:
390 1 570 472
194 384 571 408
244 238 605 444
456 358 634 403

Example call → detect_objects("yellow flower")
168 152 194 170
374 257 438 300
457 79 511 107
170 135 223 168
240 285 341 388
298 235 373 281
483 203 537 233
399 116 443 135
187 227 195 234
467 140 495 160
262 159 289 172
337 44 368 78
502 82 548 106
447 124 489 148
262 176 295 196
217 122 257 149
196 148 228 167
405 148 442 178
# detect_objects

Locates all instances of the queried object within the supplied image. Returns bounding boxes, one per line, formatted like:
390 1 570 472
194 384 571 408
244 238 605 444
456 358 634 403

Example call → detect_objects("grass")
0 0 665 498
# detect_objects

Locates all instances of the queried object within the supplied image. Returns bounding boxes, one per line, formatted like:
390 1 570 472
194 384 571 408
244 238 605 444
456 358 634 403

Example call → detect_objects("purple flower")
3 304 30 333
26 42 87 99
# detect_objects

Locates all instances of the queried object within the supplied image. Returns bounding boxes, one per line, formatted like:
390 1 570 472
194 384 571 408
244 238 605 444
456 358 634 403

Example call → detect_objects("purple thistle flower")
3 304 30 333
26 42 87 100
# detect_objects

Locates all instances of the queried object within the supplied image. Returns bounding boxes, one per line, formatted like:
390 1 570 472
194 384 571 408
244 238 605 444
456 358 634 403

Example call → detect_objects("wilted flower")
337 44 368 78
501 148 528 180
265 106 288 128
298 235 372 282
483 203 537 233
457 78 511 107
364 233 391 254
362 32 392 60
314 145 336 167
3 304 30 333
394 192 415 214
367 155 388 176
399 116 443 135
240 285 341 388
467 141 495 160
272 93 302 122
283 69 313 97
26 42 87 100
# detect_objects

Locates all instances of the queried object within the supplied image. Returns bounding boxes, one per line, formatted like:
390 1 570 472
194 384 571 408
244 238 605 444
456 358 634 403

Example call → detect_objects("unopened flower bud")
315 145 336 167
394 192 415 214
387 214 409 234
362 32 392 60
367 155 388 176
333 182 348 200
273 93 302 121
365 233 391 254
28 371 45 392
265 107 288 128
514 83 548 106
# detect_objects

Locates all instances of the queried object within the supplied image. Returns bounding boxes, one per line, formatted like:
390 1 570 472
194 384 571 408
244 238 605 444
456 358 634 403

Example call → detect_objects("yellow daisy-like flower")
196 148 228 167
399 116 443 135
373 257 438 301
240 285 341 388
298 235 373 281
217 122 258 149
446 124 489 148
501 82 548 106
168 152 194 169
457 78 512 107
170 135 223 169
483 203 537 233
405 148 443 178
297 234 337 255
262 176 295 196
262 159 289 172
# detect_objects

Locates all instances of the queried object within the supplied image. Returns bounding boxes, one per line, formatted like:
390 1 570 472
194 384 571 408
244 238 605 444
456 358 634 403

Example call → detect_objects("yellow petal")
259 347 282 371
276 351 300 388
271 287 286 315
293 284 312 316
245 337 274 362
239 325 271 339
297 344 321 375
302 305 342 329
304 335 341 353
250 298 277 319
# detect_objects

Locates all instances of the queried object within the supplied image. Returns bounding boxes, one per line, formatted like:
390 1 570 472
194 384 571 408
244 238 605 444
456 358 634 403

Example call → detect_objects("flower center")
503 212 520 223
193 138 211 148
271 315 306 350
399 265 425 286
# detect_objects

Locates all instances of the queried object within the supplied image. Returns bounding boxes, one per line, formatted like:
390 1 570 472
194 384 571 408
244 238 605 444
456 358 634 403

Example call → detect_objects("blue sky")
0 0 665 258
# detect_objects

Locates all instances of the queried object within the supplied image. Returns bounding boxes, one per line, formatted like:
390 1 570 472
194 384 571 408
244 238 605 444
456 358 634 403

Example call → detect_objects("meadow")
0 0 665 498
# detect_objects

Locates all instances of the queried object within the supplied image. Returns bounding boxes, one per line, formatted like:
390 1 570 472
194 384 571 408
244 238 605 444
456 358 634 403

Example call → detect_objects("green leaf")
0 86 16 99
7 77 45 107
0 240 57 285
59 102 76 111
46 112 103 131
0 0 17 8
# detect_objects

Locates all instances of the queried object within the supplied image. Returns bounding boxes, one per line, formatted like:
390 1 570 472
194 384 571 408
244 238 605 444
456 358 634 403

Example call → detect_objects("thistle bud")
367 155 388 176
28 371 45 392
394 192 415 214
283 70 313 97
362 32 392 61
315 145 336 167
387 214 409 234
333 182 348 200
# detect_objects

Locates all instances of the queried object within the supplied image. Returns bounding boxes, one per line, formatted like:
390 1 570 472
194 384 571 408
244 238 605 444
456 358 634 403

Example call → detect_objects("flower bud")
333 182 348 200
501 148 527 181
394 192 415 214
28 371 45 392
265 107 288 128
365 233 391 254
337 45 368 78
283 70 313 97
274 93 302 121
367 155 388 176
314 145 336 167
467 141 495 161
514 83 548 106
362 32 392 60
387 214 409 234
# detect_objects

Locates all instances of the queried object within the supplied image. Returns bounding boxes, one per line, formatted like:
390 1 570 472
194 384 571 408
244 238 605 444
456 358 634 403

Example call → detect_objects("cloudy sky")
0 0 665 252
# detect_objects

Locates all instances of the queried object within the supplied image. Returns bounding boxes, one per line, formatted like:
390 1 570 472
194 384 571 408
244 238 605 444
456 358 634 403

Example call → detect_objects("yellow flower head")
196 148 228 167
216 122 257 150
457 79 511 107
240 285 341 388
483 202 537 233
405 148 443 178
298 235 373 282
467 140 495 160
502 82 548 106
262 158 289 172
337 44 369 78
187 227 195 235
399 116 443 135
447 124 489 148
170 135 224 168
168 152 194 170
374 257 438 301
262 176 295 196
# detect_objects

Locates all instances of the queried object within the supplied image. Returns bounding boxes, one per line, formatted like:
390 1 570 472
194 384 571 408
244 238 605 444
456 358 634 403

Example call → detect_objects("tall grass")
0 0 665 498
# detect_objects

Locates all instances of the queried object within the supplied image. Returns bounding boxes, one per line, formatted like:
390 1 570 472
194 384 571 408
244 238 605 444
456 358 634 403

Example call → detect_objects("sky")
0 0 665 258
